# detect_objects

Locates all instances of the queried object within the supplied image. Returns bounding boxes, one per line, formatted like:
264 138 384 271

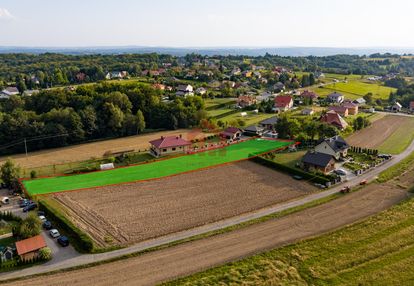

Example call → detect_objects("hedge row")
205 101 237 111
38 200 94 253
250 156 330 185
214 109 240 119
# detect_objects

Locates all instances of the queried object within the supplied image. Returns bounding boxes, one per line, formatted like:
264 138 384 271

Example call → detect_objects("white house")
175 84 194 97
327 92 344 104
0 87 19 99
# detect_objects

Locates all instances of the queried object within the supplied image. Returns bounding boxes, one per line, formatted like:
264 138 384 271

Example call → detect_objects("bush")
38 200 94 253
38 247 52 261
251 156 331 185
30 170 37 179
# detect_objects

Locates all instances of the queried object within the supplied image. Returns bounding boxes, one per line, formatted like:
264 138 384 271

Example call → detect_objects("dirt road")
2 182 408 286
0 129 207 169
51 161 316 247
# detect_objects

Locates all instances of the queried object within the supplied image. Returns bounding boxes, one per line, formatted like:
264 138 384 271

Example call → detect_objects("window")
163 149 167 152
172 147 176 151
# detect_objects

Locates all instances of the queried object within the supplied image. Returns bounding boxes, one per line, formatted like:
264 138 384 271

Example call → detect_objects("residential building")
195 87 207 95
301 151 336 174
302 108 314 115
220 127 243 140
263 130 279 139
353 98 366 105
256 92 273 102
0 87 19 99
243 125 264 137
274 95 293 112
314 135 350 160
237 95 257 108
15 235 47 261
342 101 359 115
327 92 344 103
300 90 319 101
273 82 285 92
152 83 166 90
0 247 14 262
320 110 348 130
149 135 191 157
175 84 194 97
259 117 278 130
328 106 349 117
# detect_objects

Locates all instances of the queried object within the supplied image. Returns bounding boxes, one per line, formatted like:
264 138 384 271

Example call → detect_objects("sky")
0 0 413 47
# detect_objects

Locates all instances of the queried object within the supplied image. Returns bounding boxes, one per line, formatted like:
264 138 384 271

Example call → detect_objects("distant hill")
1 46 414 56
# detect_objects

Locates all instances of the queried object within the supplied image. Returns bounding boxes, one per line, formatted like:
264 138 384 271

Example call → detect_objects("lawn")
219 111 276 126
272 151 306 168
204 98 237 108
23 139 293 196
377 116 414 154
165 195 414 286
206 108 234 118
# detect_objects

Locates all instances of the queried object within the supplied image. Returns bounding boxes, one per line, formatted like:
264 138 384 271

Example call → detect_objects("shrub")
38 247 52 261
30 170 37 179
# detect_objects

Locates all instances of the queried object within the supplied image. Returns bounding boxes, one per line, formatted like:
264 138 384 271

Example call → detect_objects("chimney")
179 134 182 138
161 136 164 140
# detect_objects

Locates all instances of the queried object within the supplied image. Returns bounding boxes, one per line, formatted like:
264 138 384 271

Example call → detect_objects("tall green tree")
0 159 20 188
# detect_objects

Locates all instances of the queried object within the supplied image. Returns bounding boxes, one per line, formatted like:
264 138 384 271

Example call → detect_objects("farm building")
301 151 335 174
315 135 350 160
259 116 278 130
15 235 47 261
243 125 264 137
220 127 243 140
149 135 191 157
0 87 19 99
320 110 348 130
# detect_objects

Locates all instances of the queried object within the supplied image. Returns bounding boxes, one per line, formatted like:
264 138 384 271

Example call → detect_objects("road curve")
1 121 414 283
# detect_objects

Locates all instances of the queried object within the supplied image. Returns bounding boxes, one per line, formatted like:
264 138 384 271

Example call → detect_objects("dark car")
19 199 31 208
38 211 45 216
57 236 69 247
42 221 52 230
23 202 37 212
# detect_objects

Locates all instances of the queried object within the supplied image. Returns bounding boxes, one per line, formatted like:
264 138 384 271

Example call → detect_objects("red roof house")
320 110 348 130
328 106 349 117
15 235 47 261
149 135 191 157
274 95 293 111
300 90 319 100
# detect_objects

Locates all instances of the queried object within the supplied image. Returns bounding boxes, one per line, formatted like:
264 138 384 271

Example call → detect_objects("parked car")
38 211 45 216
23 202 37 212
49 229 60 238
334 169 347 176
43 221 52 230
19 199 31 208
38 215 47 222
57 236 70 247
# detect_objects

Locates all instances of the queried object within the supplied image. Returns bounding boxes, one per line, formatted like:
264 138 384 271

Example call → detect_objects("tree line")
0 82 206 155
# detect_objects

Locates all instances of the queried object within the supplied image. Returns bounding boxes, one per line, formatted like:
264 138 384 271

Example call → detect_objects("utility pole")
24 138 28 157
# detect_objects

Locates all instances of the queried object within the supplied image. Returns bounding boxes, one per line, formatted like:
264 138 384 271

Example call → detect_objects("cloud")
0 8 14 20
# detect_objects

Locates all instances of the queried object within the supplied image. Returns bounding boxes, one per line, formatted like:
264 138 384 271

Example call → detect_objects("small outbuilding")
15 235 47 261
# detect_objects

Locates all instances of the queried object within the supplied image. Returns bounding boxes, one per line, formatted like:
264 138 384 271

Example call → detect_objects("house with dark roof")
327 92 344 103
15 235 47 261
315 135 350 160
301 151 336 174
320 110 348 130
274 95 293 112
220 127 243 140
149 135 191 157
259 117 278 130
353 98 366 105
175 84 194 97
243 125 264 137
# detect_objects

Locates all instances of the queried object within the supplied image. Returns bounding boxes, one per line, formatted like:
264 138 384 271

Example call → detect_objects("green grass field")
206 108 234 117
204 98 237 108
219 111 276 126
23 139 292 195
378 117 414 154
323 81 396 100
